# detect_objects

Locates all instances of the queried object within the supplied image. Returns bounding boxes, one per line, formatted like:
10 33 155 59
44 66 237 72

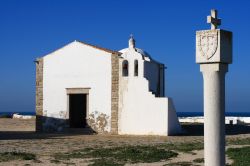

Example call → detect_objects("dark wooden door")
69 94 86 128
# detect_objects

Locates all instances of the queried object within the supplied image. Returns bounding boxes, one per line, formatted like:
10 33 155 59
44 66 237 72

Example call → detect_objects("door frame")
66 88 90 127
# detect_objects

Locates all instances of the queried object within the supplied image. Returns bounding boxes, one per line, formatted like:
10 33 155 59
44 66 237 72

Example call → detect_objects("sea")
0 111 250 117
177 112 250 117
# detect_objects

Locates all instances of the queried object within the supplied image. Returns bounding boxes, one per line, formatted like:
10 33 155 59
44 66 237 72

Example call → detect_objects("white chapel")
35 36 181 136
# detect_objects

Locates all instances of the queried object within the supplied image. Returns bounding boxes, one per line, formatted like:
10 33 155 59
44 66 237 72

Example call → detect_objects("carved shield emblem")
198 31 218 60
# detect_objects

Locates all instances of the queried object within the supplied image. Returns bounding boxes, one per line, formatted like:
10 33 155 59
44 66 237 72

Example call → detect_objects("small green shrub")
54 145 178 165
193 158 204 163
165 161 195 166
227 146 250 166
0 114 12 118
0 152 36 162
50 159 61 164
227 137 250 145
162 142 204 153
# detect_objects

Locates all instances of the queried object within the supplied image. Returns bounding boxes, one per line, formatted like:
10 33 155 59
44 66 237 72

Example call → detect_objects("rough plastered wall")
42 41 112 132
118 48 181 136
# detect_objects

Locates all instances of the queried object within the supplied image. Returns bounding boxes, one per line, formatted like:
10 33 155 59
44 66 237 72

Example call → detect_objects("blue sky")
0 0 249 113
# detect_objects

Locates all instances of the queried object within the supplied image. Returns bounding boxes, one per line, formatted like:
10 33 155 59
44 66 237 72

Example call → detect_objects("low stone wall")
12 114 35 120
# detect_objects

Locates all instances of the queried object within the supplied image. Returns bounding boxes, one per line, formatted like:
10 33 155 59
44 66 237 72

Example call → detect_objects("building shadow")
0 116 96 140
180 123 250 136
1 117 249 140
0 131 94 140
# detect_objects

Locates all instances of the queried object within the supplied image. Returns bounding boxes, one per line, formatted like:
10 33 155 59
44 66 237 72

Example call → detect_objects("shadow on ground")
0 130 97 140
0 122 250 140
181 124 250 136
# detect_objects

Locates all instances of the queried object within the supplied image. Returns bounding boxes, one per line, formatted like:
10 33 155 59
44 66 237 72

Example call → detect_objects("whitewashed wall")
118 48 181 136
43 41 112 131
118 77 181 135
119 48 163 95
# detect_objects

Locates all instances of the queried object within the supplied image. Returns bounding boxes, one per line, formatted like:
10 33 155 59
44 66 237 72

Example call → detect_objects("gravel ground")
0 118 249 166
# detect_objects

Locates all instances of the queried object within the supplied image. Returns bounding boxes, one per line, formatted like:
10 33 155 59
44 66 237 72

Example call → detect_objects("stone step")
65 127 96 134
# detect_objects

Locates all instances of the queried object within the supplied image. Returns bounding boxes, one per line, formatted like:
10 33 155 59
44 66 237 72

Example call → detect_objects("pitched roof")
38 40 122 60
77 40 122 55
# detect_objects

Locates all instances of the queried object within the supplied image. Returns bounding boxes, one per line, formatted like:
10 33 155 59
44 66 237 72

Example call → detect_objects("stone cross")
196 9 232 166
207 9 221 29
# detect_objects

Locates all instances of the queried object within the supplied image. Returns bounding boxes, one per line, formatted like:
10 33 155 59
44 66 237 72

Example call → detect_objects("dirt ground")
0 118 249 166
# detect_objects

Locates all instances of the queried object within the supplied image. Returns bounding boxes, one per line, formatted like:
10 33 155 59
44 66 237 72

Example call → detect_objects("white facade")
42 41 112 132
37 37 181 135
118 37 181 135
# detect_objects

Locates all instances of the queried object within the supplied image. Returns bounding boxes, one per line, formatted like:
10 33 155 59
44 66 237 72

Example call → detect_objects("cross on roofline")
207 9 221 30
130 34 134 39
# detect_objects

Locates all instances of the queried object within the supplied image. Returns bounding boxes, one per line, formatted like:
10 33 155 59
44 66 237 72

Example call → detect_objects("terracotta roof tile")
77 40 122 55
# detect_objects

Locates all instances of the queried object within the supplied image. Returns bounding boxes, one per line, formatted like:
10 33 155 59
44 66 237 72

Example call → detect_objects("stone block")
35 58 43 132
196 29 232 64
111 53 119 134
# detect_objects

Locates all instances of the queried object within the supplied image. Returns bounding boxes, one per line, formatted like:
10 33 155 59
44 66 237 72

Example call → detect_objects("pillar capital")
196 29 232 64
200 63 228 73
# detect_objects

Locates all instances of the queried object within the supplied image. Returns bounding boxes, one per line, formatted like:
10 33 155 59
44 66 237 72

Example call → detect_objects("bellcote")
129 34 135 49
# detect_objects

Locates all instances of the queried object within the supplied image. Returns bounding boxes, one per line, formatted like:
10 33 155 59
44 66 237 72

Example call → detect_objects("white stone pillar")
201 64 227 166
196 9 232 166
